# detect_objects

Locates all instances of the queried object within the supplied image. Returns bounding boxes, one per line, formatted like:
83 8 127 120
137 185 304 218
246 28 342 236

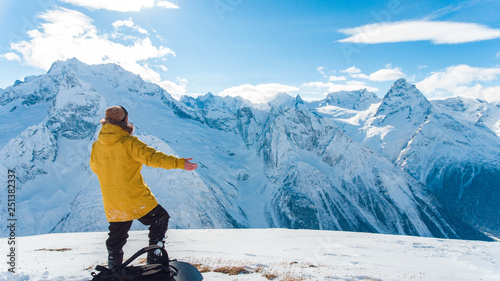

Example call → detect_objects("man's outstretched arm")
184 157 198 171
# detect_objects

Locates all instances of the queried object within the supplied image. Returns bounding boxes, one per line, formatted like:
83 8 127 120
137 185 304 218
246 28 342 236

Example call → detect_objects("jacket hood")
98 123 131 145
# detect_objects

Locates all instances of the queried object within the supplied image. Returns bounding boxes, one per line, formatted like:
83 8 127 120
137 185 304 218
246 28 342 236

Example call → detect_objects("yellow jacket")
90 123 185 222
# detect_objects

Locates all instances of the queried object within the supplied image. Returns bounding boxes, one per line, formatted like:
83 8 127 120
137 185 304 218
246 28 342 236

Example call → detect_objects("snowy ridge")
432 96 500 137
258 105 454 237
0 59 494 241
314 79 500 237
310 89 380 111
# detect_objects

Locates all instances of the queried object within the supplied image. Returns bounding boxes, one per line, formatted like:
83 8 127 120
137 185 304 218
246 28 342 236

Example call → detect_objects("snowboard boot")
147 240 165 265
108 250 124 270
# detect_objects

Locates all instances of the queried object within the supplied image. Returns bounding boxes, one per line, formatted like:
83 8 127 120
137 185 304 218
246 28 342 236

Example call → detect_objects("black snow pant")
106 204 170 258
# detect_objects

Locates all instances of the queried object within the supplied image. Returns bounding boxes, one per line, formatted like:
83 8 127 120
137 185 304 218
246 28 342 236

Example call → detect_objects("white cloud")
9 7 182 97
341 66 362 74
158 77 189 99
345 80 367 86
328 75 346 81
135 27 148 35
316 66 325 76
113 18 149 35
59 0 179 12
369 67 406 81
406 74 416 83
157 1 180 9
302 81 378 94
0 52 21 61
112 19 134 29
351 73 369 80
339 65 405 82
10 7 174 71
219 83 300 104
338 20 500 44
416 64 500 102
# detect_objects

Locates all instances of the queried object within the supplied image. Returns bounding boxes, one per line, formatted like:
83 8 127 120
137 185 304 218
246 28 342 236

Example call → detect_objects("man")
90 106 198 269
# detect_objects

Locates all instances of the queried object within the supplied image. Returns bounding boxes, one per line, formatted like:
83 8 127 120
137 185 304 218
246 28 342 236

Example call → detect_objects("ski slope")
1 229 499 280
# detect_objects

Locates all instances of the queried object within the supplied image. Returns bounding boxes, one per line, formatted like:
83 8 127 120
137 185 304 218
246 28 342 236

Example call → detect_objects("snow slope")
0 229 499 281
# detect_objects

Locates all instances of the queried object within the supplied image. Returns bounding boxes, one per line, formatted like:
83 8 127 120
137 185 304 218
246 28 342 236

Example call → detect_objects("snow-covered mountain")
0 59 492 241
310 89 380 112
314 79 500 237
432 97 500 137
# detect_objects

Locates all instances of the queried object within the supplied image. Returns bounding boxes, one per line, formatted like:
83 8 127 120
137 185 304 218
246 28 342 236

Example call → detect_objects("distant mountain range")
1 58 498 241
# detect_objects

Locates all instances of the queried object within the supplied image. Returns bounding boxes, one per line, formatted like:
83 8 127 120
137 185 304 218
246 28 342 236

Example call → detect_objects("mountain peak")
47 58 133 82
47 58 88 74
393 77 410 87
268 92 295 108
386 78 423 98
295 94 304 105
375 79 431 119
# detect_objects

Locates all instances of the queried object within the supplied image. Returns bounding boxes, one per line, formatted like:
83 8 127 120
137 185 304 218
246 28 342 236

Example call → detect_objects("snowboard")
170 260 204 281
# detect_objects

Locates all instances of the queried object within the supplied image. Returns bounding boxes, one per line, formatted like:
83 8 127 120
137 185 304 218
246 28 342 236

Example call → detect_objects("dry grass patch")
213 266 250 275
263 272 278 280
192 263 211 273
34 248 72 252
174 256 309 280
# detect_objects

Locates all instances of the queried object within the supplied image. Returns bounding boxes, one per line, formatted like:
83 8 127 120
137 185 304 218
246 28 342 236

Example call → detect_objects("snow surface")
1 229 499 281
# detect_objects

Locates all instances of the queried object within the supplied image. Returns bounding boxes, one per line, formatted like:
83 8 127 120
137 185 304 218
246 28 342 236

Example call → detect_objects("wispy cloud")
340 65 406 82
351 73 369 80
316 67 347 81
416 64 500 102
328 75 346 82
338 20 500 44
219 83 300 104
0 52 21 61
341 66 362 74
112 18 148 35
369 67 406 82
59 0 179 12
302 81 378 94
316 66 325 76
424 1 475 21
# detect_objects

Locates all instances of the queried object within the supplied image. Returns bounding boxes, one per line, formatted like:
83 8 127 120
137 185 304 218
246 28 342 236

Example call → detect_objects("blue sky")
1 0 500 103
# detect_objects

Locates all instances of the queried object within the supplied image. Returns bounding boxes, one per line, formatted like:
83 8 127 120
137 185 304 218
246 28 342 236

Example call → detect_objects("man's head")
105 106 128 123
101 105 134 134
